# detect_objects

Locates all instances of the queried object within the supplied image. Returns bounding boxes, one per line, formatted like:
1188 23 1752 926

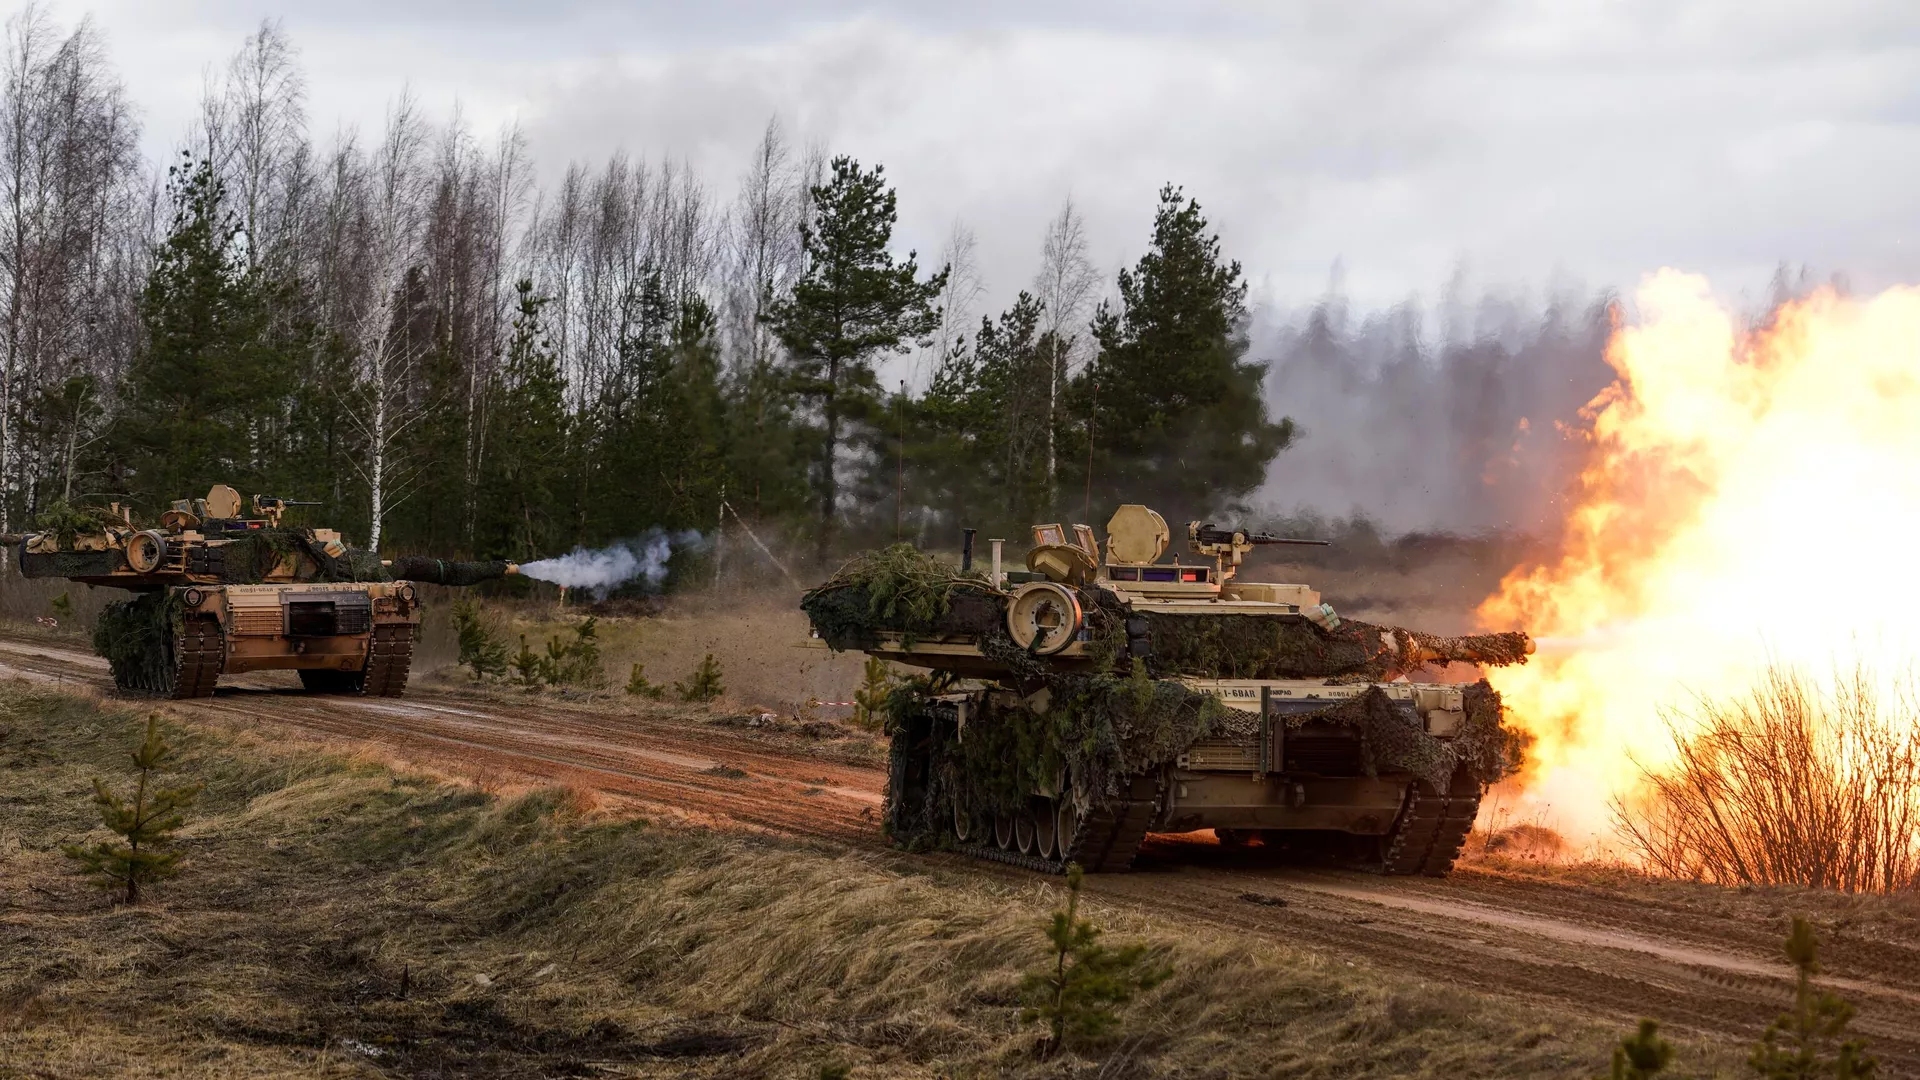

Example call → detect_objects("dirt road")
5 632 1914 1065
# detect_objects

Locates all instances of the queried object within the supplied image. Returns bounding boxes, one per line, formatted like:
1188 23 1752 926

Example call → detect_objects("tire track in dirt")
1081 849 1920 1059
4 630 1915 1065
0 635 884 846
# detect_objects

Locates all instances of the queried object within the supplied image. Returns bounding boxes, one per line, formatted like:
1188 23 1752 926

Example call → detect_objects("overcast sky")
55 0 1920 318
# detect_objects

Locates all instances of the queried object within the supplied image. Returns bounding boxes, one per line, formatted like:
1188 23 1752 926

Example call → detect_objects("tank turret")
802 504 1534 877
10 485 519 698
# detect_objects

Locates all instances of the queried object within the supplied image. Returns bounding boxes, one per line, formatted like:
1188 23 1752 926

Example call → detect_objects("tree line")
1 10 1291 574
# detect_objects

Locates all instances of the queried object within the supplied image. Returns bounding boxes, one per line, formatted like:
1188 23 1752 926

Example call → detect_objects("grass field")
0 681 1643 1079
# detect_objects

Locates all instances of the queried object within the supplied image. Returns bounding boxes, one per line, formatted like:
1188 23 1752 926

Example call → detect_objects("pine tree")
478 281 568 560
115 152 299 509
1019 864 1170 1055
451 595 508 679
762 156 948 564
625 661 667 699
1749 917 1877 1079
908 292 1059 535
592 273 733 539
852 655 894 731
1070 185 1293 521
676 653 725 702
63 715 203 904
1608 1019 1676 1079
544 617 605 687
510 634 550 689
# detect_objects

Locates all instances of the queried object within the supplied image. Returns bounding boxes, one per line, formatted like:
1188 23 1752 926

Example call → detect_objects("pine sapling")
549 617 605 686
1749 917 1877 1079
49 590 74 623
63 715 203 904
451 595 509 679
676 653 725 703
852 655 894 731
625 661 667 699
1608 1019 1676 1079
511 635 550 689
1019 863 1170 1055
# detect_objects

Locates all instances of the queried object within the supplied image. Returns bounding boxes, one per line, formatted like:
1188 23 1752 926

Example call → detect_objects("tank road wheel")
1015 809 1037 855
298 669 367 694
950 797 975 844
993 812 1015 850
1055 796 1080 858
360 624 415 698
1033 797 1059 860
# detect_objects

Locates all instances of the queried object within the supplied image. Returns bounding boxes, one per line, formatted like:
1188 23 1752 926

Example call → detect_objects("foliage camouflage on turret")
801 543 998 649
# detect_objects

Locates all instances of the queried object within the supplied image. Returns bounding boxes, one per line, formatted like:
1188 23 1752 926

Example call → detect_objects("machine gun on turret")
1187 521 1330 585
252 495 322 526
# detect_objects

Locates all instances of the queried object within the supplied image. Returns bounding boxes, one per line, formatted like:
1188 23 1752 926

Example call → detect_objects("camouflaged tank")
802 505 1534 876
9 484 517 698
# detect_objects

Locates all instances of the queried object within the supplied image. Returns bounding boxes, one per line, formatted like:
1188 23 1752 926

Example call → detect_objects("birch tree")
1032 198 1097 502
220 21 305 272
924 219 983 385
0 5 138 526
344 94 429 550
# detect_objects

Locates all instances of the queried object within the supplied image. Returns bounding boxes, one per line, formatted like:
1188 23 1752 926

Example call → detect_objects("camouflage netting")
1269 680 1528 790
92 591 182 689
884 660 1226 834
1109 591 1530 682
18 548 120 578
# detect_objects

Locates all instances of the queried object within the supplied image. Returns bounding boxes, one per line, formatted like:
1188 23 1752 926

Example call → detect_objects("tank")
801 505 1534 876
7 484 519 699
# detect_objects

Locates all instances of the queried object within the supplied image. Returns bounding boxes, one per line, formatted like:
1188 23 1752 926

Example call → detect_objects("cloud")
73 0 1920 312
57 0 1920 527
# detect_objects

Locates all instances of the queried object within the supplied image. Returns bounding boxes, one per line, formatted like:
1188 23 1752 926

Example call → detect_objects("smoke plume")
1251 279 1616 536
518 528 706 597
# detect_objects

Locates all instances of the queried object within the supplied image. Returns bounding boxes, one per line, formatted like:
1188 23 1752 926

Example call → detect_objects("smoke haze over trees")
2 8 1618 576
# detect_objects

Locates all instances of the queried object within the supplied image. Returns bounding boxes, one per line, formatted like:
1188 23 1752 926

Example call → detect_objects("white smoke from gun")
518 529 706 598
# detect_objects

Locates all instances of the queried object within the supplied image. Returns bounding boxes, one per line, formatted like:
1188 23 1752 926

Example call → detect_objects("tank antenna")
1083 379 1099 525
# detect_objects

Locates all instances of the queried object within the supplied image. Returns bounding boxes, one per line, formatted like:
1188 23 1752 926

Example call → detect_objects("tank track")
361 624 414 697
1374 771 1481 876
955 792 1159 874
167 613 224 699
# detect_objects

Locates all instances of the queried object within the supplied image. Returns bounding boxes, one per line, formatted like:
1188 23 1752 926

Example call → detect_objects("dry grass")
413 588 870 718
0 682 1624 1078
1612 664 1920 893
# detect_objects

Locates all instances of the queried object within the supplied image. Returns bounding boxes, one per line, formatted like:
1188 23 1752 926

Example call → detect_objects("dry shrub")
1613 664 1920 893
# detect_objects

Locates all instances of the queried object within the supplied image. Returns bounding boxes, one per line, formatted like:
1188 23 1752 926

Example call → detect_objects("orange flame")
1478 270 1920 838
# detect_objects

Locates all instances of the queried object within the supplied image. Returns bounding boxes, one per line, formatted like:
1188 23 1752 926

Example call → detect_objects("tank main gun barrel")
384 555 518 587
